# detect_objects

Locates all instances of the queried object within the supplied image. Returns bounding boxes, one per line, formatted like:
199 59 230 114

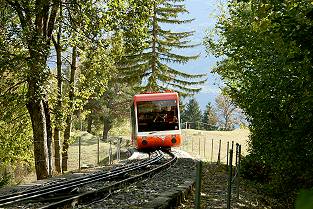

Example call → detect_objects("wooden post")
227 149 233 209
217 139 221 164
192 137 194 152
78 112 82 171
226 142 229 169
198 138 201 156
195 161 202 209
109 138 112 165
235 143 239 169
236 145 242 200
117 138 121 161
78 136 81 171
211 139 213 163
203 138 206 157
97 137 100 165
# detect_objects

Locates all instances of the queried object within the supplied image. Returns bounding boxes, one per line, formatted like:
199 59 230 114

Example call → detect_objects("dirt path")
178 163 280 209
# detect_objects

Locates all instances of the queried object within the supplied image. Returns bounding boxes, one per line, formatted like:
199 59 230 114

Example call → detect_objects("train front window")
137 100 179 132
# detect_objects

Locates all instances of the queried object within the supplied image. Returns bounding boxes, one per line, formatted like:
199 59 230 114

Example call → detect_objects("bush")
240 154 271 183
0 172 12 187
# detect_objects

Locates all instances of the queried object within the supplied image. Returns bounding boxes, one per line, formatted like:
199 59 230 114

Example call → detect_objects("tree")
181 98 202 129
215 93 237 131
205 0 313 202
1 0 152 178
119 0 206 96
201 102 218 130
2 0 61 179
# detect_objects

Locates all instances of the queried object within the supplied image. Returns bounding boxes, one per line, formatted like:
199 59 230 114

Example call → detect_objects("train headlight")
171 135 176 144
142 136 148 145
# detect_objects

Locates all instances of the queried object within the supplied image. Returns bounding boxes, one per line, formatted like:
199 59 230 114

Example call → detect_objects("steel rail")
39 150 177 209
0 151 163 207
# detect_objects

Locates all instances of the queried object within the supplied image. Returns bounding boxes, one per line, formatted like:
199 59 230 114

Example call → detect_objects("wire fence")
178 129 247 164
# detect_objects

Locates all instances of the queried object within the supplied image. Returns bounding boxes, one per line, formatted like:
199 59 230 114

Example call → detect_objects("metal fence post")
227 149 233 209
195 161 202 209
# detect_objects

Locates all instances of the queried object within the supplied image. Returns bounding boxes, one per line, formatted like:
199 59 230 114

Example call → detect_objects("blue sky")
170 0 226 110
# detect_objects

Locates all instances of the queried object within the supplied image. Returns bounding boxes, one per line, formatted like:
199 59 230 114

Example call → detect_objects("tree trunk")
52 19 63 173
102 117 112 141
43 100 53 176
62 46 77 172
27 97 49 180
87 114 93 133
53 127 61 173
62 115 71 171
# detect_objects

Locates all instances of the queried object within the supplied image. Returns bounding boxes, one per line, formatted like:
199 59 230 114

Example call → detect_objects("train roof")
134 92 179 102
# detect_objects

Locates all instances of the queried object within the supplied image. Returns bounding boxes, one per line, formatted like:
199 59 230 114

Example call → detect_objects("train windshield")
137 100 179 132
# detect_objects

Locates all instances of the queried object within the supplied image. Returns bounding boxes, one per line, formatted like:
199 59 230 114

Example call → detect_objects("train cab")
131 91 182 150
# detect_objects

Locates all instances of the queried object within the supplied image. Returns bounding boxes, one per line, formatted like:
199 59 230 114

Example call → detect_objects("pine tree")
119 0 206 96
181 98 202 129
201 102 218 130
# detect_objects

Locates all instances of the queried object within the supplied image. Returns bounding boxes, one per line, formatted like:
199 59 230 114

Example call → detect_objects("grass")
179 128 250 164
4 128 249 185
68 131 112 170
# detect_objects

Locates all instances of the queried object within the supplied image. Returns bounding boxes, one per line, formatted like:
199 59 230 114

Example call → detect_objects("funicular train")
131 91 182 150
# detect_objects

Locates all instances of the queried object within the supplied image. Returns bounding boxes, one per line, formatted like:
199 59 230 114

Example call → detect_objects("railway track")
0 150 177 209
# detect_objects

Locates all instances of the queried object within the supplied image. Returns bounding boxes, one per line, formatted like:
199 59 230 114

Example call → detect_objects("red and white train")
131 91 182 150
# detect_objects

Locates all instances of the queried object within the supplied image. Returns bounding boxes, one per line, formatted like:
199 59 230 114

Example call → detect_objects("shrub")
240 154 271 183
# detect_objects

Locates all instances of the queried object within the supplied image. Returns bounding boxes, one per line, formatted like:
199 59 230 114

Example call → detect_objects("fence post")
97 137 100 165
195 161 202 209
236 145 241 200
217 139 221 164
78 113 82 171
192 137 194 152
227 149 233 209
109 138 112 165
198 138 201 156
226 142 229 169
78 136 81 170
116 138 121 161
203 138 206 158
211 139 214 163
235 143 239 170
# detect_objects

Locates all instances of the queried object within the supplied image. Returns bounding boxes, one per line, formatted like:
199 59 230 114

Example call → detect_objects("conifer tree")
202 102 218 130
119 0 206 96
181 98 202 129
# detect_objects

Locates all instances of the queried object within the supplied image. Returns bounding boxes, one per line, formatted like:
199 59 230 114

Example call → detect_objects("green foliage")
296 188 313 209
181 98 202 129
201 102 218 130
1 0 154 178
205 0 313 203
240 154 270 184
119 0 206 96
0 172 12 187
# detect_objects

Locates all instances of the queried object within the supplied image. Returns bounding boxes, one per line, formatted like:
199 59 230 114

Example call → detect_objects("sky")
170 0 226 110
